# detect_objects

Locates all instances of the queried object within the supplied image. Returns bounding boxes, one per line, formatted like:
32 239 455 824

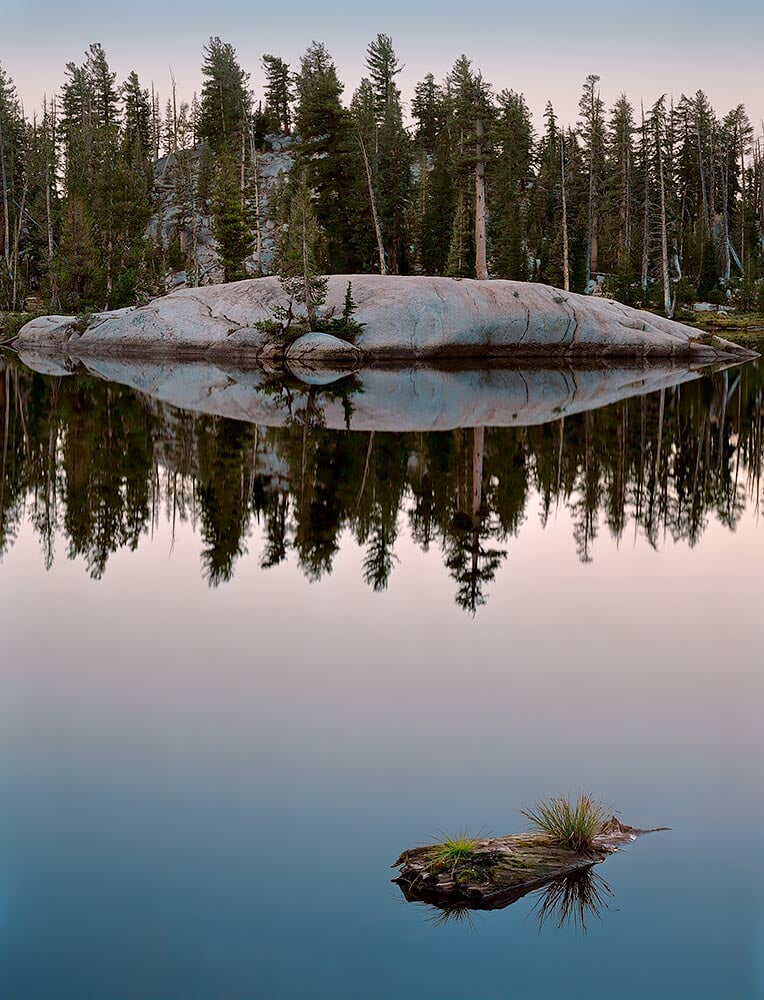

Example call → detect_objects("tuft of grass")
520 793 609 853
429 834 480 867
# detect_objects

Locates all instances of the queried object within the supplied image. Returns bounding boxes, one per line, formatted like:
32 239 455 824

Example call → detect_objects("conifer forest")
1 35 763 319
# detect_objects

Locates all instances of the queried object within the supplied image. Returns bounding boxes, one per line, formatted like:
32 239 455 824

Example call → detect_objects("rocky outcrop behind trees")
16 274 756 363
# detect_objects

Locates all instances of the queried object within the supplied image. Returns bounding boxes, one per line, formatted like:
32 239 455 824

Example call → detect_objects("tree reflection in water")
1 358 762 612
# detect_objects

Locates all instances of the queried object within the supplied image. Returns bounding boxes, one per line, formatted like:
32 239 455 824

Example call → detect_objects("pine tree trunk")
240 131 246 210
586 101 595 287
301 213 314 326
11 178 27 311
722 164 731 281
739 132 747 272
657 124 673 318
45 163 59 309
250 132 263 276
171 73 178 151
561 133 570 292
625 135 632 255
641 105 650 293
151 86 160 162
474 116 488 280
0 110 10 272
697 128 710 235
106 236 113 309
419 148 427 265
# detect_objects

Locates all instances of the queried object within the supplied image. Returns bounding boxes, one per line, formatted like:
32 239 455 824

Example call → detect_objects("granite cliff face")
16 274 755 363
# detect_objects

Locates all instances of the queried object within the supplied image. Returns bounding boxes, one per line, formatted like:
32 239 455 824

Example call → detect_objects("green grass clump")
429 834 480 867
520 794 608 853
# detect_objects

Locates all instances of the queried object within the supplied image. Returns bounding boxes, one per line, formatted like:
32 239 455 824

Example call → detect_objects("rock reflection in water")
1 356 762 612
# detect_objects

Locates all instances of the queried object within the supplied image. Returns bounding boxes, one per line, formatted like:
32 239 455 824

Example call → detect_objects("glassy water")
1 355 763 999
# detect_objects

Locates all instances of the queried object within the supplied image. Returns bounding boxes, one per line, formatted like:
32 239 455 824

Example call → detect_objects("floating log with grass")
393 794 667 916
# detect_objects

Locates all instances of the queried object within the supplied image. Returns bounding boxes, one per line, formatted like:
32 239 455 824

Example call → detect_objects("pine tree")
0 63 27 308
446 56 493 279
648 96 675 315
417 139 455 275
59 60 94 194
198 37 251 153
577 74 606 285
122 72 151 159
363 34 411 273
489 89 534 279
603 94 636 270
57 192 98 306
24 99 61 307
411 74 454 274
273 168 327 326
365 34 402 119
86 43 120 133
411 74 444 153
262 55 293 135
673 89 719 291
530 105 589 292
211 152 254 282
351 78 387 272
294 41 361 272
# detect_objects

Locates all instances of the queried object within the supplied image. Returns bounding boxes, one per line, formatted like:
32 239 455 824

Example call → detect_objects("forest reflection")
1 358 762 613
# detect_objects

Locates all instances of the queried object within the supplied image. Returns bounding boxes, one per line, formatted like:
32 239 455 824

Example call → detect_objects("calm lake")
1 354 763 999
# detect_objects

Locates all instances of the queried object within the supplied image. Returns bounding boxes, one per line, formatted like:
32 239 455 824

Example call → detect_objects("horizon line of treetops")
1 35 764 321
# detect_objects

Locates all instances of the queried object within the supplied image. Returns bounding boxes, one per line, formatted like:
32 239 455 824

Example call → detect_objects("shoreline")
13 275 759 365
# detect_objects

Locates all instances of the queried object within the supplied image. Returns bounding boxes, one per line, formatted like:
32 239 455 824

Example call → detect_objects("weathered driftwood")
393 818 663 913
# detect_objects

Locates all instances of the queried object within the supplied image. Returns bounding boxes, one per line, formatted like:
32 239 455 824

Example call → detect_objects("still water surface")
1 357 763 998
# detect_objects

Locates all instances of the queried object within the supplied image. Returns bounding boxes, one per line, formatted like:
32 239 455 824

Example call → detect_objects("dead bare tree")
0 107 10 279
561 131 570 292
357 130 387 276
474 114 488 280
640 102 650 294
655 110 674 317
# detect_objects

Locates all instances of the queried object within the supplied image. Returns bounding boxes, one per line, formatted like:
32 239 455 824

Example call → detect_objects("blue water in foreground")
0 360 762 999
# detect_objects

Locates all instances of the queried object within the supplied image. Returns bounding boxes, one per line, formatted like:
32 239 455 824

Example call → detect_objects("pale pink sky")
3 0 763 133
